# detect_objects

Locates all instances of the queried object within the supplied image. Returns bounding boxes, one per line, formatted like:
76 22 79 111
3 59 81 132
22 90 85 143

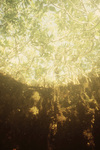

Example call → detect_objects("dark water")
0 73 100 150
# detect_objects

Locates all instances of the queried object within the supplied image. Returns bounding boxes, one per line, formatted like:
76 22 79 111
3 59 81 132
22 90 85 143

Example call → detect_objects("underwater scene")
0 72 100 150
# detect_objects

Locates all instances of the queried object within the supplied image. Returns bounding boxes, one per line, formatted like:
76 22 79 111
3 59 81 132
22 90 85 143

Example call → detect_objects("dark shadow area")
0 72 100 150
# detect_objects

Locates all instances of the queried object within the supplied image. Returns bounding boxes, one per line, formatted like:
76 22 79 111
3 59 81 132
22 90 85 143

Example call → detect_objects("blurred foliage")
0 0 100 86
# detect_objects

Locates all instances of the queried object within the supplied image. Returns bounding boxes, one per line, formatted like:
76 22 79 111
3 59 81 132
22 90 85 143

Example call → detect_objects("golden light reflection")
29 106 39 115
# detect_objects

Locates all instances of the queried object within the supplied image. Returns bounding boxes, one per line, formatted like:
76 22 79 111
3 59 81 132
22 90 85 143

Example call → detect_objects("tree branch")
68 0 85 13
51 3 94 25
86 20 100 31
91 0 100 11
80 0 88 13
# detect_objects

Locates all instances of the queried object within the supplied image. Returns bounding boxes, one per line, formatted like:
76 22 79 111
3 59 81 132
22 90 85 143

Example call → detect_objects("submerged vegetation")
0 72 100 150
